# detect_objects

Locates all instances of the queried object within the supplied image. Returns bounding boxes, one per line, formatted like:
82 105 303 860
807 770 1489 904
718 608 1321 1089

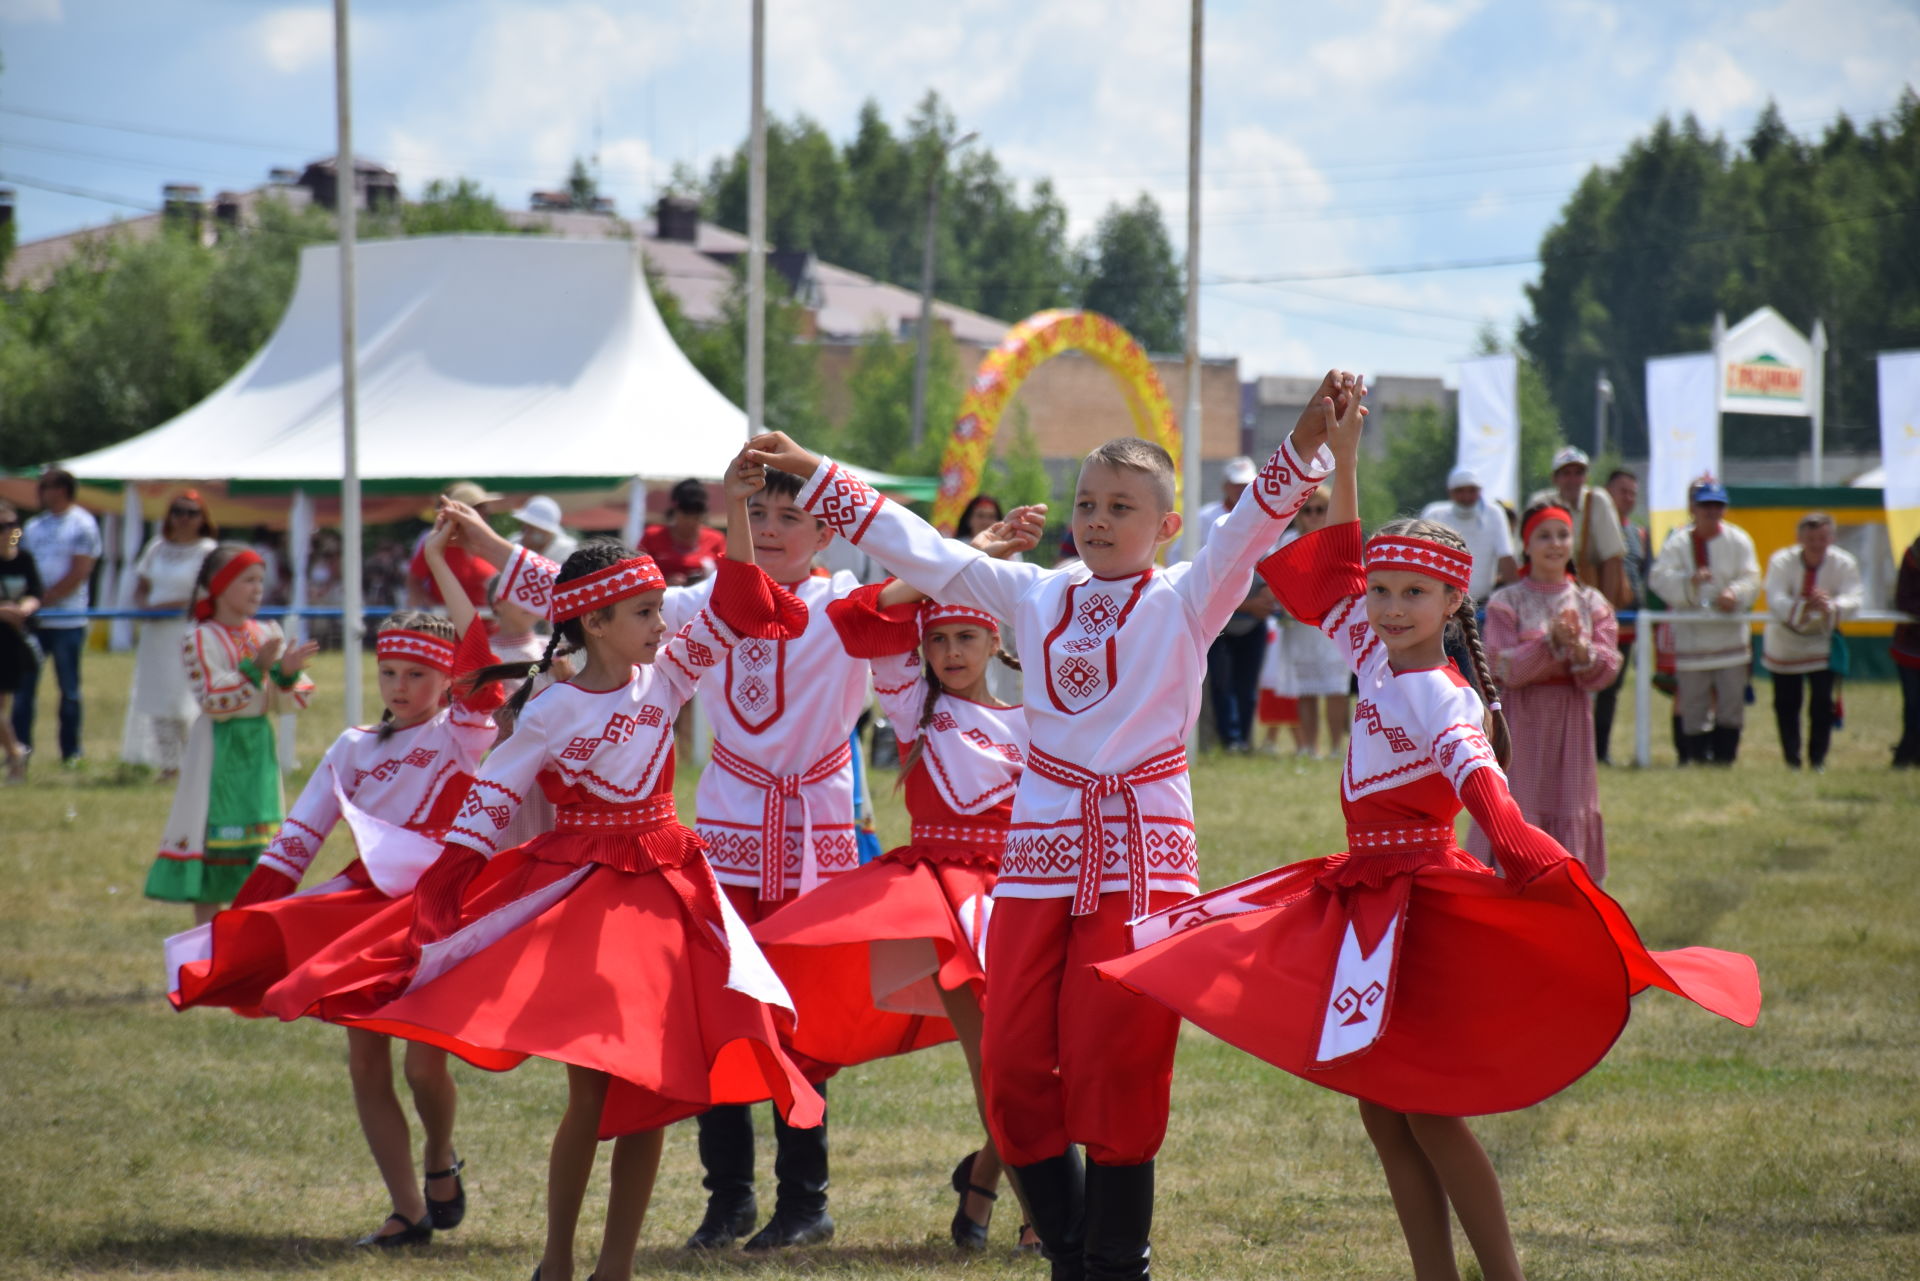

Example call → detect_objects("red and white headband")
1364 535 1472 593
376 629 457 674
1521 505 1574 547
920 601 1000 636
496 545 560 621
551 556 666 622
194 548 264 620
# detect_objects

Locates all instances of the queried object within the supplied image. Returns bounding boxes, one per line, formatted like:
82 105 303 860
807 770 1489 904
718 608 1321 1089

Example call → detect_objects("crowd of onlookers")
4 460 1919 787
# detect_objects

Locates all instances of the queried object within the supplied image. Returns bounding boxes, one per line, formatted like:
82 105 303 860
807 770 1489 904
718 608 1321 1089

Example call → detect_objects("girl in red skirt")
262 452 824 1281
168 520 510 1247
751 563 1042 1251
1099 388 1760 1281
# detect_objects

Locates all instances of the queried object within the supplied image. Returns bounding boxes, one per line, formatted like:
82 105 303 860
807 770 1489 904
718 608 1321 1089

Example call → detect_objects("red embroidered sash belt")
909 821 1008 848
554 792 681 834
1026 745 1189 918
1343 821 1455 855
710 738 854 901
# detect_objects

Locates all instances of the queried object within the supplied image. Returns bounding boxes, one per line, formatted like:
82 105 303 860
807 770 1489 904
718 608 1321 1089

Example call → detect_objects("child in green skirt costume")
147 545 316 923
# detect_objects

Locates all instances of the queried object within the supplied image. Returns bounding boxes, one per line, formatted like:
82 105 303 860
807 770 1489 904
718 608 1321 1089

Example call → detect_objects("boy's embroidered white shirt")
666 572 870 893
800 439 1332 900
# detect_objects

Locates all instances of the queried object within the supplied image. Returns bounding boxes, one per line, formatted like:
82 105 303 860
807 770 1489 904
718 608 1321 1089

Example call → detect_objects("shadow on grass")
633 1240 996 1274
1638 876 1749 950
39 1227 522 1273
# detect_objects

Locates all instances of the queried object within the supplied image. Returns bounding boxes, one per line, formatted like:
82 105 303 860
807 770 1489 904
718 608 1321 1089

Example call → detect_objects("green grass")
3 650 1917 1278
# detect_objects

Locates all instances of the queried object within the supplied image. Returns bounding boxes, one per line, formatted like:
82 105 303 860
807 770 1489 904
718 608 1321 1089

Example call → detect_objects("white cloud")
1661 41 1763 126
0 0 62 22
255 7 332 76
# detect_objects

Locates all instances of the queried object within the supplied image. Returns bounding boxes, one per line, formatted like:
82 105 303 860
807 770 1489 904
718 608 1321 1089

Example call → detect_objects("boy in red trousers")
745 370 1351 1280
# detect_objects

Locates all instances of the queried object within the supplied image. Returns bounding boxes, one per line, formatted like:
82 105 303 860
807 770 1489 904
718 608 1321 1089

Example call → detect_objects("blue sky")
2 0 1914 382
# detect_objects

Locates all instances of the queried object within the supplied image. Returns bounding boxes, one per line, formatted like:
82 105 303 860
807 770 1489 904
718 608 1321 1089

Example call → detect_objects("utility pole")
746 0 766 438
1179 0 1204 561
909 129 977 451
333 0 363 727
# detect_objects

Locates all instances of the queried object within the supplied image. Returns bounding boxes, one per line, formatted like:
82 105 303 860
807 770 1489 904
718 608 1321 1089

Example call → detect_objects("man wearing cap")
1649 480 1761 764
1195 457 1271 752
1530 446 1630 609
407 481 503 610
1418 466 1518 605
512 494 579 566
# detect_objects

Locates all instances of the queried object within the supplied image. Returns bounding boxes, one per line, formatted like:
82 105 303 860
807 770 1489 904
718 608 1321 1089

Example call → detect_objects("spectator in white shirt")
1419 467 1518 605
13 467 103 767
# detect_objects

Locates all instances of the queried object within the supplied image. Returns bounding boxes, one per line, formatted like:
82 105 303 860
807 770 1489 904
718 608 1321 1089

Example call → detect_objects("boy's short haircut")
754 468 829 527
1082 438 1177 512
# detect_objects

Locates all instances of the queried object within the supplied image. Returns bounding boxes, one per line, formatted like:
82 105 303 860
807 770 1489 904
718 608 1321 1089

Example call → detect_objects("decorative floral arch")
931 309 1181 533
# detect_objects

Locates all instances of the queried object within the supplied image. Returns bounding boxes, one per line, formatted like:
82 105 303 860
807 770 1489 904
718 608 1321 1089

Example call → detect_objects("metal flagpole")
746 0 766 438
334 0 364 726
1180 0 1204 562
1810 318 1828 486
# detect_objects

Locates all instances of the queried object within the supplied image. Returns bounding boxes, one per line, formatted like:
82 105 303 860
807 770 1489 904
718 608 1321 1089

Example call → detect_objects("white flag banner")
1646 352 1719 550
1719 306 1815 417
1878 350 1920 563
1455 354 1520 508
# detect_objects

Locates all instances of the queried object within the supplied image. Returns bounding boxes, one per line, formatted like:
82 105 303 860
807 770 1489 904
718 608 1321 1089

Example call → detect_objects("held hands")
971 503 1048 559
724 447 767 503
424 511 456 562
742 431 823 481
435 496 491 549
1291 369 1365 457
1320 373 1369 461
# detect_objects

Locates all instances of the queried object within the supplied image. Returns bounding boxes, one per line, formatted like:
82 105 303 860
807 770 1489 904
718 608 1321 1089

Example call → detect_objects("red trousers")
981 890 1185 1167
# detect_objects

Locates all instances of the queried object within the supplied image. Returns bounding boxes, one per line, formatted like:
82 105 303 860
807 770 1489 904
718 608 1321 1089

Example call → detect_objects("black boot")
1709 725 1741 766
744 1085 834 1250
1011 1148 1086 1281
686 1105 758 1249
1084 1159 1154 1281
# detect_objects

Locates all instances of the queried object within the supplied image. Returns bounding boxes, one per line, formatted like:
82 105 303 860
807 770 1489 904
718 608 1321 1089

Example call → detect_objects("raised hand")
1323 374 1369 460
724 446 767 502
435 496 490 549
424 511 456 560
281 639 321 672
1291 369 1362 455
971 503 1048 558
742 431 823 480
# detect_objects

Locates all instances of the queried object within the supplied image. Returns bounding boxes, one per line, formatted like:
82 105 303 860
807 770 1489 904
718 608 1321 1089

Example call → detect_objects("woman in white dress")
1275 486 1351 757
123 491 218 777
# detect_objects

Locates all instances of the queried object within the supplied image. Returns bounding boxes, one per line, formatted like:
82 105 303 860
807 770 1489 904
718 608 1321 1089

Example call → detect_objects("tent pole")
112 483 142 652
746 0 766 438
334 0 365 727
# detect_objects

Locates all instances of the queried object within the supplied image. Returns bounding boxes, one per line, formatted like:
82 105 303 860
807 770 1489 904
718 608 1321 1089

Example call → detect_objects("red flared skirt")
261 833 824 1137
173 862 388 1018
1097 852 1760 1117
748 845 995 1069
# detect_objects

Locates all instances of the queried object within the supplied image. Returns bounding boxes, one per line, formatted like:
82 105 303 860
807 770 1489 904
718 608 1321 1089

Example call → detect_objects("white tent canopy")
63 235 747 485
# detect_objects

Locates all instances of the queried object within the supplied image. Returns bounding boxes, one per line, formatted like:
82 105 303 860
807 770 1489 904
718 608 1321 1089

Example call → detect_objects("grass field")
3 650 1917 1280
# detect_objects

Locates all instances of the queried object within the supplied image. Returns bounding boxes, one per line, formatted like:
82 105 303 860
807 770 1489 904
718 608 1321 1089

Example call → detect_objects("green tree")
648 262 828 443
838 325 963 475
1078 194 1184 353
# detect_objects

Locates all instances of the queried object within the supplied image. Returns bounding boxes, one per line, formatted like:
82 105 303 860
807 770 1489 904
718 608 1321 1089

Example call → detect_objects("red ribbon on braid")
193 549 263 620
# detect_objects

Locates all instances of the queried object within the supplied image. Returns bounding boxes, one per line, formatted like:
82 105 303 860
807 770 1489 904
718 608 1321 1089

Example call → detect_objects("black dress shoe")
742 1206 836 1251
949 1150 995 1251
425 1154 466 1229
356 1212 432 1248
684 1197 759 1250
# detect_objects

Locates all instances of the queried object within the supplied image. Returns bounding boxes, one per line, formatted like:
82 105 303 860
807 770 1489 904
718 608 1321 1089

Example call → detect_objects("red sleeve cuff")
451 617 510 713
409 845 486 945
1458 769 1571 885
707 558 809 640
231 866 299 909
824 581 921 657
1259 521 1366 626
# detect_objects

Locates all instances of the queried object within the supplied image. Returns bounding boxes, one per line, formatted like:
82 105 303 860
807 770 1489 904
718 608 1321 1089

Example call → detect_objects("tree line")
1522 89 1920 461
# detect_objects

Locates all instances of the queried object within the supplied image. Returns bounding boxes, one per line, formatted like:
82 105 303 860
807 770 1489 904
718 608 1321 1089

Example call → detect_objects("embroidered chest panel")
1040 574 1150 716
726 635 785 731
1343 668 1440 799
545 693 674 800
